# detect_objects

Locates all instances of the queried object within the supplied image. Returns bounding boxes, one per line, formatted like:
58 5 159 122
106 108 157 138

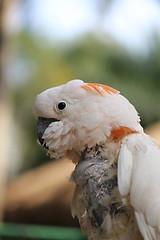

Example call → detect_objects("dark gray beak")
36 117 59 147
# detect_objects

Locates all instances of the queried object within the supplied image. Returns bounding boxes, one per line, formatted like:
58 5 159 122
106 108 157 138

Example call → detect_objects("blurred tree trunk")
0 0 13 221
0 0 10 95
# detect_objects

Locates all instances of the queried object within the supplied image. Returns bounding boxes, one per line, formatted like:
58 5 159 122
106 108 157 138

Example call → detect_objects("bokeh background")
0 0 160 233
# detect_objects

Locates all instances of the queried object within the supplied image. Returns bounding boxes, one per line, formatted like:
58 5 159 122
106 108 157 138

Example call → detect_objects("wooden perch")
3 158 79 227
145 122 160 143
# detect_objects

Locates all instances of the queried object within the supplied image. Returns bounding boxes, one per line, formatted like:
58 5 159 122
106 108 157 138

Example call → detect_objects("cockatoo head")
34 79 143 159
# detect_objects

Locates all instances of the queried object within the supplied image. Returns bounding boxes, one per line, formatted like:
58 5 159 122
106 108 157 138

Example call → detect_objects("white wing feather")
118 133 160 240
118 144 133 196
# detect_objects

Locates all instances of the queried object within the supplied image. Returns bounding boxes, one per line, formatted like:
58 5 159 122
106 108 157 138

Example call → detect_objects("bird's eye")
56 101 67 112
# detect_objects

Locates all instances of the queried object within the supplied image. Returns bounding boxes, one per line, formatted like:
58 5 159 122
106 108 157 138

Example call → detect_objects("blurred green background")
0 0 160 231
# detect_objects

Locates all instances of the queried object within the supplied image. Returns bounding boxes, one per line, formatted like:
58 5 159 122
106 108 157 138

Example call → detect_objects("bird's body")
34 80 160 240
71 142 142 240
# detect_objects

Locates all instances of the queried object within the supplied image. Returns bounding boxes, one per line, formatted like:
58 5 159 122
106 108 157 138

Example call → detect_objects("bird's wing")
118 133 160 240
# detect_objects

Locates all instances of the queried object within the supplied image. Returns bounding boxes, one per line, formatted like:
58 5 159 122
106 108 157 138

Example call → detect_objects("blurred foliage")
10 32 74 171
63 34 160 125
9 31 160 172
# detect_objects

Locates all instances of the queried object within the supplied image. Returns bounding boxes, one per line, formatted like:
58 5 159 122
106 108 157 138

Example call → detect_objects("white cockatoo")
34 79 160 240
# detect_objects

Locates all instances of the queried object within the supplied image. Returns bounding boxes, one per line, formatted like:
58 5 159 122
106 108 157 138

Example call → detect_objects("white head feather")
34 79 143 159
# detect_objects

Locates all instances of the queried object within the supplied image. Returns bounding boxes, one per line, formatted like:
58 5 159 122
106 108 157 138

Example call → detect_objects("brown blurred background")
0 0 160 229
